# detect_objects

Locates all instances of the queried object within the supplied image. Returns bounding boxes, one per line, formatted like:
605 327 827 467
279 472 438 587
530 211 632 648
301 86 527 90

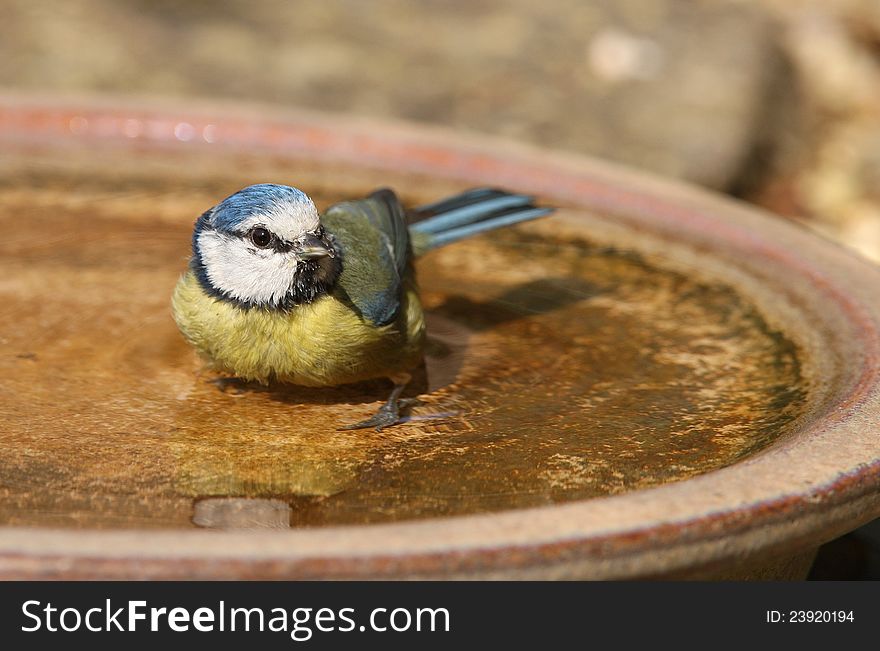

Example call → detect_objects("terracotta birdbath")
0 96 878 579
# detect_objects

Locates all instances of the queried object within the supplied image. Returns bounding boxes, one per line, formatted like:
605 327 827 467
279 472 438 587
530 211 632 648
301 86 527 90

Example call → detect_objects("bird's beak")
296 232 335 259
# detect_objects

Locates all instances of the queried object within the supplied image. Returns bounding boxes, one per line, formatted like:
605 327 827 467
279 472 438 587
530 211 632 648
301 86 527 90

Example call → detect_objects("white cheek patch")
198 230 297 306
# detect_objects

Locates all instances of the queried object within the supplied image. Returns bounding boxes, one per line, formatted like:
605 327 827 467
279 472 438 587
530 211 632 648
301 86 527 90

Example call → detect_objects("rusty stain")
0 151 807 529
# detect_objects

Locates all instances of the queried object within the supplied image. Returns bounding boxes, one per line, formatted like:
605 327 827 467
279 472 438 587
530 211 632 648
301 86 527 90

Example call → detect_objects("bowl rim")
0 94 878 579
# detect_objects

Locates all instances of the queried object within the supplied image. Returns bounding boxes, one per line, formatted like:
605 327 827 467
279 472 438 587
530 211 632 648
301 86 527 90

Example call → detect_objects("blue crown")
208 184 311 233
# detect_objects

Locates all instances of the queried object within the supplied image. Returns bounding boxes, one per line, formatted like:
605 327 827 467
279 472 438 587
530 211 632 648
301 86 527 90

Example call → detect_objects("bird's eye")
249 227 274 248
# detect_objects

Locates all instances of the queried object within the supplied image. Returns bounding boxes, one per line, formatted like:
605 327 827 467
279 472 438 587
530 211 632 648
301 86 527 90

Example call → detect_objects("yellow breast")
171 270 425 386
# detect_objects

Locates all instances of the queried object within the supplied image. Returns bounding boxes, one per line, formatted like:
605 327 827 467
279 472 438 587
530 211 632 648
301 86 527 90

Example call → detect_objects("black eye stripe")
240 225 325 253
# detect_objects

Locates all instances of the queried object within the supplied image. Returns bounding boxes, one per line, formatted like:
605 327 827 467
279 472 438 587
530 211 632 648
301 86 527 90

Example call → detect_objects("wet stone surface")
0 147 808 529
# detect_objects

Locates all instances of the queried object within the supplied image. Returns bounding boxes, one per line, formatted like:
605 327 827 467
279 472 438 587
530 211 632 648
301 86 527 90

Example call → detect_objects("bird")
171 183 553 430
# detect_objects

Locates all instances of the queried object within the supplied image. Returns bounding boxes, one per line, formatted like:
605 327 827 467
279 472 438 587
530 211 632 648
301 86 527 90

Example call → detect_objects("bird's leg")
339 373 413 432
210 376 249 396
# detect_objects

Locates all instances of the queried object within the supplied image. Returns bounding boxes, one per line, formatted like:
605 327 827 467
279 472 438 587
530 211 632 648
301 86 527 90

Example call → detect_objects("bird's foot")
338 398 418 432
210 377 249 396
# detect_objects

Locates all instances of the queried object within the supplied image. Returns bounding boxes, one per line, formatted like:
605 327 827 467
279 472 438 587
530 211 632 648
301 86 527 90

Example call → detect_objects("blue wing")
321 189 410 327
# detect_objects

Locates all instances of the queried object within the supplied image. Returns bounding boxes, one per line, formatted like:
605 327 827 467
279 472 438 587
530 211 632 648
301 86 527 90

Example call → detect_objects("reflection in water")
192 497 291 530
167 312 473 502
0 155 810 530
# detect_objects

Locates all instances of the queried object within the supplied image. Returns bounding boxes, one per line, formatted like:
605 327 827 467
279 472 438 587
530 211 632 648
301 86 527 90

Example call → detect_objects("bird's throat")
284 254 343 308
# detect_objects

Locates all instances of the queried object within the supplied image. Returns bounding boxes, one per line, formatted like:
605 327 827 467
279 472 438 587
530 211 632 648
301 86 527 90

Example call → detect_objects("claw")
210 377 248 396
338 402 403 432
339 376 414 432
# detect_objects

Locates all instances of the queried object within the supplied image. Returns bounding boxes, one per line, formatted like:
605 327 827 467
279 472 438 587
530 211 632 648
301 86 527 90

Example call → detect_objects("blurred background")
1 0 878 578
3 0 880 262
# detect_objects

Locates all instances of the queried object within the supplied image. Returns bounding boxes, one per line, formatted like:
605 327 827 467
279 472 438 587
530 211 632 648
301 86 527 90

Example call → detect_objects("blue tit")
172 183 553 430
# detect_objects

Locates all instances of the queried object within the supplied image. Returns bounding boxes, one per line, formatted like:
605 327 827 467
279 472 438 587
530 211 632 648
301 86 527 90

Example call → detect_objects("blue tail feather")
414 187 510 214
410 187 553 253
424 208 552 248
410 194 535 235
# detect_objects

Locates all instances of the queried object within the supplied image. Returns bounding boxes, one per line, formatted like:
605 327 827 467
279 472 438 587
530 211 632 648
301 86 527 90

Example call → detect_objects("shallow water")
0 147 808 529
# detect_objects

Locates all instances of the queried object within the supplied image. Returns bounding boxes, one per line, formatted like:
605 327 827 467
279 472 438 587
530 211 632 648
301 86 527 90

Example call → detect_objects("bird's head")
191 184 341 309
